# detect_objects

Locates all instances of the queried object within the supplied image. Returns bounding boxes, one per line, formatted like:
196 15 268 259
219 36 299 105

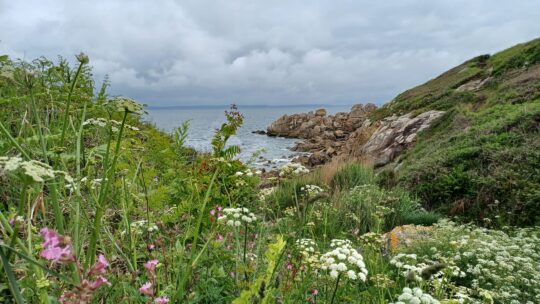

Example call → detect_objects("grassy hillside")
372 38 540 225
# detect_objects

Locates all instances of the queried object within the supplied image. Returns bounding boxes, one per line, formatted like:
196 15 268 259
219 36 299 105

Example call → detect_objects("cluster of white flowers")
390 253 423 280
300 184 324 197
257 187 275 201
121 219 158 236
320 239 368 281
218 207 257 227
83 118 140 132
391 251 467 294
296 238 320 269
397 221 540 303
108 96 145 114
296 238 317 254
279 163 309 177
391 287 440 304
79 177 107 190
452 226 540 302
0 156 73 184
234 168 262 177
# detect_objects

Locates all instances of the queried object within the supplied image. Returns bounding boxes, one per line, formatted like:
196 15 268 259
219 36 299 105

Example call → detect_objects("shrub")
338 185 439 235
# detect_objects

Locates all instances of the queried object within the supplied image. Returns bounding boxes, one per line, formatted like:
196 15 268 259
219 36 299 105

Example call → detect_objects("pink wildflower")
40 228 74 263
312 289 318 296
144 259 159 272
59 277 111 303
139 282 154 296
216 234 224 241
88 276 111 290
147 244 156 250
40 228 61 247
154 297 169 304
89 254 109 275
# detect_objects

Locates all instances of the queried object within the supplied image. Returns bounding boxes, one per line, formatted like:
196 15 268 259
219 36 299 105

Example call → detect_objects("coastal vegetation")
379 38 540 226
1 39 539 303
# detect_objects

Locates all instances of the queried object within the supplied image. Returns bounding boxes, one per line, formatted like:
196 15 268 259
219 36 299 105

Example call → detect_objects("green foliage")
233 235 286 304
360 37 540 226
171 120 197 163
267 177 309 210
490 37 540 76
211 104 244 159
338 184 439 234
400 101 540 225
330 162 375 191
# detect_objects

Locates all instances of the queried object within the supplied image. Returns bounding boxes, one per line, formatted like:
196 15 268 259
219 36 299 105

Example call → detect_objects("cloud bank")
1 0 539 106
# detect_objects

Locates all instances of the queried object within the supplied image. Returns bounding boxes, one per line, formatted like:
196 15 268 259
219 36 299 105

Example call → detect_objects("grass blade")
0 248 26 304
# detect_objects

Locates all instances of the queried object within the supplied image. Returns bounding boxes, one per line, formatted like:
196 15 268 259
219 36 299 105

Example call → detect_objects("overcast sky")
1 1 539 106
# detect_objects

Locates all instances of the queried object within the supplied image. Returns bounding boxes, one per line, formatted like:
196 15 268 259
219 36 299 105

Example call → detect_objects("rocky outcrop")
343 110 446 167
266 104 377 139
266 104 377 166
455 77 493 92
266 104 445 167
382 225 433 252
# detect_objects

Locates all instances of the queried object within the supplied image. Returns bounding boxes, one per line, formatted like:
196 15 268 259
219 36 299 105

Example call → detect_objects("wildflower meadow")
1 54 539 303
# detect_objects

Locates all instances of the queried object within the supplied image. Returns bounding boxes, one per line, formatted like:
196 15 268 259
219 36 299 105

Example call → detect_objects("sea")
144 105 352 168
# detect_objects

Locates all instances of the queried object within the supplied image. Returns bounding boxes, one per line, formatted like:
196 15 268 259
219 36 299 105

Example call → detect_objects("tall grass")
330 162 375 190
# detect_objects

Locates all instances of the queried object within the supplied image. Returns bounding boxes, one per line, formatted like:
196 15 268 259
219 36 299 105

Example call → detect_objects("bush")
337 185 440 235
399 211 441 226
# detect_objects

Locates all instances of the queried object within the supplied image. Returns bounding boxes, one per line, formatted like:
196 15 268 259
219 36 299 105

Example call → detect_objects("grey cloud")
1 0 540 106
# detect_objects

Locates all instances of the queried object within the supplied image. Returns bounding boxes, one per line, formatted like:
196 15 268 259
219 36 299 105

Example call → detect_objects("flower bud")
76 52 89 64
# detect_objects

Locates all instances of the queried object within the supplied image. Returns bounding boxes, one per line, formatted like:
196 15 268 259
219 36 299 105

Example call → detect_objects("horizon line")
146 103 358 110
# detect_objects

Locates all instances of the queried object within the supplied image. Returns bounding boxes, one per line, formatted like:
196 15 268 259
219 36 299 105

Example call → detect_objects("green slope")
376 38 540 226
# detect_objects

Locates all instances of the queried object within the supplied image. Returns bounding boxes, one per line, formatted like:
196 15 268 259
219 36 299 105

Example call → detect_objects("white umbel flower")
392 287 439 304
0 156 73 184
279 162 309 177
320 239 368 281
218 207 257 227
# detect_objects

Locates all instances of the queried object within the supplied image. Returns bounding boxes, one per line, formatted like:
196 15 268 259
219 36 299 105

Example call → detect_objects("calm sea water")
145 105 351 167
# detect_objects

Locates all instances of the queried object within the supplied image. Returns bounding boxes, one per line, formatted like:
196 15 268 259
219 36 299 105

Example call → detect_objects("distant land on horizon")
146 103 360 110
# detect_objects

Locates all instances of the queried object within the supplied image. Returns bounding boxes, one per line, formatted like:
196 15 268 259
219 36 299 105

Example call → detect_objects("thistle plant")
59 52 89 146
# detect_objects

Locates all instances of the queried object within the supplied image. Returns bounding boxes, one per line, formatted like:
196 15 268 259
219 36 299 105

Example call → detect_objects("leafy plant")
211 104 244 159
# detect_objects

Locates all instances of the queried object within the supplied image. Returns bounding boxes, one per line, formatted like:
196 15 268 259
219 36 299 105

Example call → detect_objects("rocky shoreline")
263 104 445 168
